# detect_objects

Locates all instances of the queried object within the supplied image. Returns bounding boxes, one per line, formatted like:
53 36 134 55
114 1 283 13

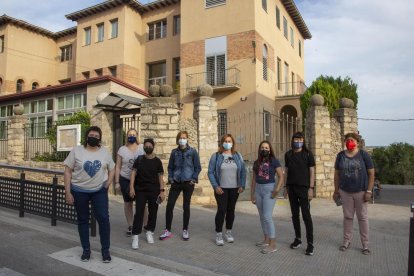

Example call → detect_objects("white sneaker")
182 229 189 241
216 232 224 246
132 235 139 249
146 231 154 244
225 230 234 243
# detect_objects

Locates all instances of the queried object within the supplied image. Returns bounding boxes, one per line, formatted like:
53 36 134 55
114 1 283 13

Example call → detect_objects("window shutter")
206 56 216 85
206 0 226 8
216 54 226 85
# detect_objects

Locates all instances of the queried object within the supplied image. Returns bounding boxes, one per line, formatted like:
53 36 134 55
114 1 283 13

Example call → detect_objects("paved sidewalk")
0 185 412 275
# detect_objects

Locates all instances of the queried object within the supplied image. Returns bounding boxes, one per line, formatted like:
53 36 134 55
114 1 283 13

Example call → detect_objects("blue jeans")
72 187 110 254
255 183 276 239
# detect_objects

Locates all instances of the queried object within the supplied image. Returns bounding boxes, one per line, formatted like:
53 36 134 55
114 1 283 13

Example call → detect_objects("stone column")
90 108 114 154
193 96 218 205
306 95 335 198
140 97 179 161
334 98 358 143
8 115 28 164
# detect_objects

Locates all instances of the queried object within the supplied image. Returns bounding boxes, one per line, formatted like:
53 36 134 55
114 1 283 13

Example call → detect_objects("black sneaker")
305 243 314 256
126 226 132 237
102 252 111 263
290 238 302 249
81 250 91 262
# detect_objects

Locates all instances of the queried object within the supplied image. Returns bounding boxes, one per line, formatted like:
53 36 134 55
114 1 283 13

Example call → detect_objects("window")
299 40 302 57
217 110 227 141
16 79 24 93
173 15 181 36
290 27 294 47
110 19 118 38
206 0 226 8
173 58 180 81
277 58 281 90
263 111 271 140
292 72 295 94
148 20 167 41
284 62 289 95
84 27 91 45
109 66 117 77
57 93 86 112
148 62 166 86
283 17 288 39
276 7 280 29
206 55 225 86
32 82 39 90
27 116 53 138
263 45 268 81
97 23 104 42
22 99 53 114
0 105 13 117
82 71 90 79
59 78 71 84
262 0 267 12
0 35 4 53
60 45 72 62
95 68 103 77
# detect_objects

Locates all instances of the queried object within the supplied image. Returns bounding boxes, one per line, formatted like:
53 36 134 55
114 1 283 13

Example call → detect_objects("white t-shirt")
64 146 115 191
117 144 145 179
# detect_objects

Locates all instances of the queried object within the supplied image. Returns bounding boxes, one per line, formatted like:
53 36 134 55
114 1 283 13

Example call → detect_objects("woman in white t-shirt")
64 126 115 263
115 128 145 237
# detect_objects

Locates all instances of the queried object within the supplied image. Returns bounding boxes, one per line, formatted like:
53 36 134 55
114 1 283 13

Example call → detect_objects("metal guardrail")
186 68 241 92
0 163 96 236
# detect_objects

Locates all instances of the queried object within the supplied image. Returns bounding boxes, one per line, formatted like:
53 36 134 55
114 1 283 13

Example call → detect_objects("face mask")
345 140 357 151
87 136 100 147
223 143 233 150
178 139 187 147
293 142 304 149
144 147 154 154
260 150 270 157
127 136 137 144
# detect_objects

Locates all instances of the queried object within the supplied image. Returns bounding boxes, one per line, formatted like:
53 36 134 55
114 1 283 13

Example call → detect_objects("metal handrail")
0 163 63 176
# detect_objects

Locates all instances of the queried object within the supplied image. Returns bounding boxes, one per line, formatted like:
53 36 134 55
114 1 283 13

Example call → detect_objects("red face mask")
345 140 357 151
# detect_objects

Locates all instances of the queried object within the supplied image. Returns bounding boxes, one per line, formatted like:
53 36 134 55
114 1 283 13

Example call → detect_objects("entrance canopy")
95 92 142 110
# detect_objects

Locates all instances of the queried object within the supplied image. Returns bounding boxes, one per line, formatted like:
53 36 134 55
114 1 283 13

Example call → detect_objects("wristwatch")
366 190 372 193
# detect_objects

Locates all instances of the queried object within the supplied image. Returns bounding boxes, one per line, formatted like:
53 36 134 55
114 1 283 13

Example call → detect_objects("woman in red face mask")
333 133 375 255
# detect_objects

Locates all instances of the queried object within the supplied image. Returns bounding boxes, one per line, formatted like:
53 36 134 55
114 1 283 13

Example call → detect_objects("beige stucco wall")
56 33 77 82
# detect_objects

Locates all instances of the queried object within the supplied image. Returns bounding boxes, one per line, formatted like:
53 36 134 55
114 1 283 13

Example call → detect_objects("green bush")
300 75 358 117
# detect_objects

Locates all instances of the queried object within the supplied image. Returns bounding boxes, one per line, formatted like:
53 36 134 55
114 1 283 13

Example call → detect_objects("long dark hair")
83 126 102 148
291 131 309 152
253 140 275 174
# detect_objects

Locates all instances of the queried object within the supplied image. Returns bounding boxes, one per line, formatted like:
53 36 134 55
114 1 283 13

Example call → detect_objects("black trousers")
165 181 195 231
132 191 159 235
288 185 313 244
214 188 239 233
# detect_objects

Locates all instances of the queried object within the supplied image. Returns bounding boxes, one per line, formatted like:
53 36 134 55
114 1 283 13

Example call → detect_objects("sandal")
339 243 350 251
362 248 371 255
255 241 269 247
261 247 278 254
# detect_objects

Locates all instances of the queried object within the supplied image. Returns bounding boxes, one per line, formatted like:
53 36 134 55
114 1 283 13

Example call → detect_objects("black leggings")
165 181 194 231
132 191 158 235
214 188 239 233
288 185 313 244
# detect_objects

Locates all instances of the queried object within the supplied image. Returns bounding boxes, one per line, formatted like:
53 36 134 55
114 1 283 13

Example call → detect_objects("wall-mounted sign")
57 124 81 151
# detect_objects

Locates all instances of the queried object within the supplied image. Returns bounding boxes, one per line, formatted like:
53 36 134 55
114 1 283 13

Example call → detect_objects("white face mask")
178 139 188 146
223 142 233 150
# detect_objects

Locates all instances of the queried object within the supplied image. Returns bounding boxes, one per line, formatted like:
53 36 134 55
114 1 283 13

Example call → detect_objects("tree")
371 143 414 185
300 75 358 117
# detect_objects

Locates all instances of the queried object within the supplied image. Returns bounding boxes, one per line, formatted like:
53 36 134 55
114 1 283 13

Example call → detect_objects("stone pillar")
334 98 358 144
90 108 114 154
193 96 218 205
306 95 335 198
8 115 28 164
140 97 179 161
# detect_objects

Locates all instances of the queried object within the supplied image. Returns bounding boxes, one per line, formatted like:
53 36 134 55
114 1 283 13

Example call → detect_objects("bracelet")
366 190 372 193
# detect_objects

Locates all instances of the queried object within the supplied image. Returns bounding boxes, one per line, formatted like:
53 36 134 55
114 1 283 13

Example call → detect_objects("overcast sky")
1 0 413 146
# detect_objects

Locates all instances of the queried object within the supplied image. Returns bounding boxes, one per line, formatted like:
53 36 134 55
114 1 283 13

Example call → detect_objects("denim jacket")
207 151 246 189
168 145 201 183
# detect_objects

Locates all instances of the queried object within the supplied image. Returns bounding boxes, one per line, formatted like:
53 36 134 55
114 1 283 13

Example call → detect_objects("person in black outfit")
284 132 315 256
129 138 165 249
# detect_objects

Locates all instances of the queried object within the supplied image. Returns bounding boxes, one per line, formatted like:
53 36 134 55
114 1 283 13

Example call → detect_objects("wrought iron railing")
0 164 96 236
186 67 241 92
0 121 7 159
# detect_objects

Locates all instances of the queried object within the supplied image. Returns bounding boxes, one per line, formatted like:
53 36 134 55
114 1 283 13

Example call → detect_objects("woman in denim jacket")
159 131 201 241
208 134 246 246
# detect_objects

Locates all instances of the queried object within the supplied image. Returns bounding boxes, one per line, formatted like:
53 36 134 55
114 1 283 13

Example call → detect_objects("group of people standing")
64 126 374 263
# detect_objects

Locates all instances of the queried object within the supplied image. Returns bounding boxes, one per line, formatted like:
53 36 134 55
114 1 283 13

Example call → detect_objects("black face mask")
87 136 100 147
260 150 270 158
144 147 154 154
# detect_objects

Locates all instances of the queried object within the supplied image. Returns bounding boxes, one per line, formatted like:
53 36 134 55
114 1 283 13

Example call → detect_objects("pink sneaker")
159 229 172 240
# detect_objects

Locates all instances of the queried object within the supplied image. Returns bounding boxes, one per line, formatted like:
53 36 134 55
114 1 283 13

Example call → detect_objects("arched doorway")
279 105 301 157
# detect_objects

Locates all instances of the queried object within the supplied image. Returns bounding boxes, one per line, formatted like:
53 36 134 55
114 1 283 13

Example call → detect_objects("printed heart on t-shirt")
83 160 102 178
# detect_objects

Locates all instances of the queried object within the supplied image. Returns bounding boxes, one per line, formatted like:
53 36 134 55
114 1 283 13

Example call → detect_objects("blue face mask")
223 143 233 150
293 142 303 149
128 136 137 144
178 139 187 147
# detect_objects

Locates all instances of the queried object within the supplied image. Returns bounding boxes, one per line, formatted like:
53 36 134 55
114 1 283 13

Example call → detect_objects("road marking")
48 247 180 276
0 267 25 276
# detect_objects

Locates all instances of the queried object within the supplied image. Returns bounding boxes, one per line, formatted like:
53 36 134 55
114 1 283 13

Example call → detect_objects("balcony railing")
186 68 241 92
148 76 167 87
276 81 308 97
